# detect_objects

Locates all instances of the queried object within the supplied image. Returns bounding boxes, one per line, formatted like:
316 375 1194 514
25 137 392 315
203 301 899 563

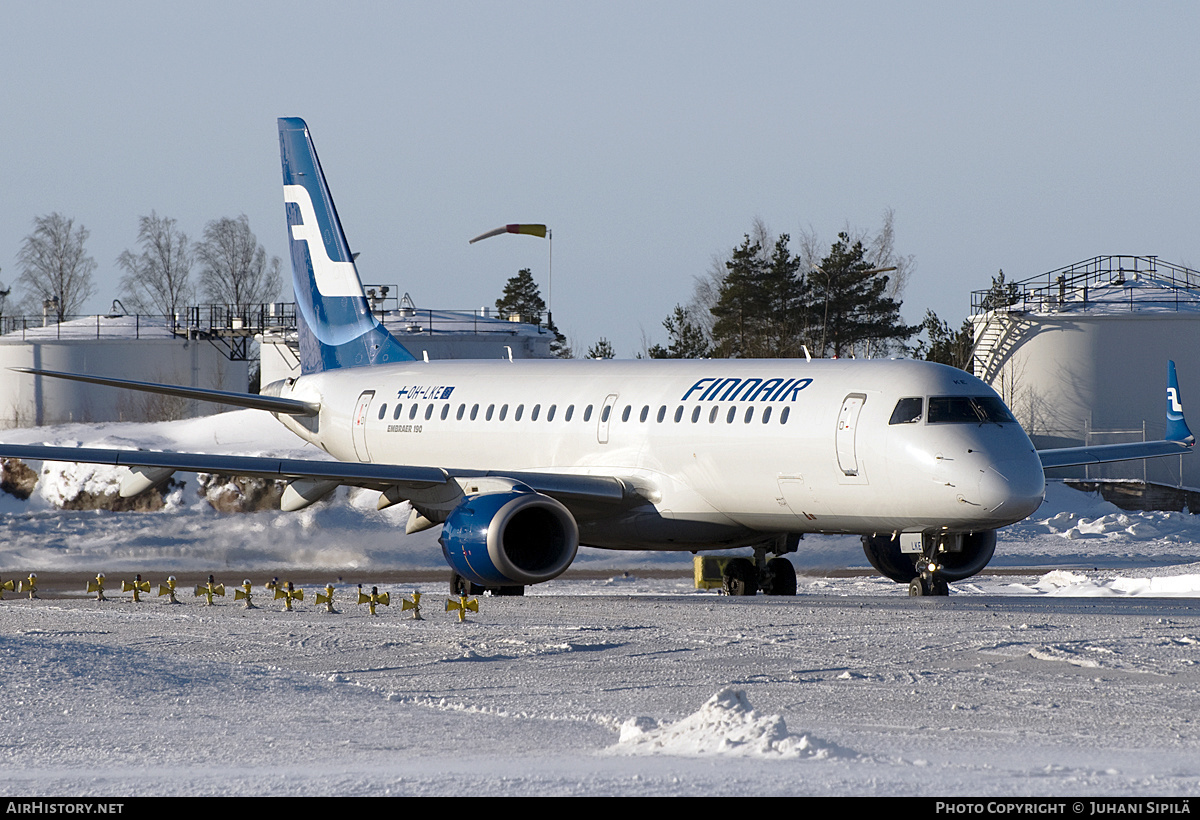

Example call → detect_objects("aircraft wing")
0 443 633 514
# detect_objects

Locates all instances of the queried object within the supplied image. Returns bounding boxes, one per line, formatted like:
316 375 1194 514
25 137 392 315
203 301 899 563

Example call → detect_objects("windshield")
927 396 1015 424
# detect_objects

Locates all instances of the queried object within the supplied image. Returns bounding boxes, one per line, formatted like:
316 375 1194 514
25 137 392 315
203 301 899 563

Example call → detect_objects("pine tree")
812 232 918 358
710 235 769 357
909 309 974 371
496 268 568 356
495 268 545 323
648 304 710 358
587 337 615 359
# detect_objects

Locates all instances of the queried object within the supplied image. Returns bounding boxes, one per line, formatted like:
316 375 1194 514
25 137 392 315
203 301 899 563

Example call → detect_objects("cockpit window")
927 396 1015 424
889 397 923 425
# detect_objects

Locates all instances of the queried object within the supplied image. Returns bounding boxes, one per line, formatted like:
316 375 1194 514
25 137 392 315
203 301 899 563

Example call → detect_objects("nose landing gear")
907 556 950 597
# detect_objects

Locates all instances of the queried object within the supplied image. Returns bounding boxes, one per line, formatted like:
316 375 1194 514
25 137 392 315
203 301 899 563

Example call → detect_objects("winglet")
1166 360 1194 444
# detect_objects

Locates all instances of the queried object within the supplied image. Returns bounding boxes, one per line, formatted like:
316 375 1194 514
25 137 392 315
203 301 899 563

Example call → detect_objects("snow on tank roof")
0 314 183 343
1014 275 1200 316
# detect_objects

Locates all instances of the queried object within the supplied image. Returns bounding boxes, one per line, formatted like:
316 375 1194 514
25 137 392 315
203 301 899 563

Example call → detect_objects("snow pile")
609 688 844 759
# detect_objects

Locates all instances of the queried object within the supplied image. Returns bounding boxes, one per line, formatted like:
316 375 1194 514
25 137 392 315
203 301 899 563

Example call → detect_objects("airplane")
0 117 1193 598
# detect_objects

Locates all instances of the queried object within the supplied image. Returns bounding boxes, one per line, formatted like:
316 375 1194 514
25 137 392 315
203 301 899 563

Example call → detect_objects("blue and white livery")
2 118 1192 597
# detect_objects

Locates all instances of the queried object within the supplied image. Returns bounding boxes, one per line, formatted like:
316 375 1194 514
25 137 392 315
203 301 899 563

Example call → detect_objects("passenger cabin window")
621 406 631 422
640 405 649 423
565 405 574 422
377 404 387 420
761 406 772 424
499 404 508 421
440 405 450 420
456 404 466 420
889 397 923 425
425 404 434 420
780 407 790 424
531 404 541 421
674 406 683 423
691 406 701 423
927 396 1015 424
409 404 419 420
394 404 404 421
584 405 593 422
547 404 556 422
470 404 479 421
515 404 524 421
485 404 494 421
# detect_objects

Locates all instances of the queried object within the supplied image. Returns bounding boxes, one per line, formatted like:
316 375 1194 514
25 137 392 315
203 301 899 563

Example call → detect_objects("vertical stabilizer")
278 117 415 373
1166 360 1194 444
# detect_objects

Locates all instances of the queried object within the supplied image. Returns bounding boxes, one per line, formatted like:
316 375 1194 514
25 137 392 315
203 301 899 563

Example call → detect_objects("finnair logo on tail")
1169 387 1184 414
284 184 364 298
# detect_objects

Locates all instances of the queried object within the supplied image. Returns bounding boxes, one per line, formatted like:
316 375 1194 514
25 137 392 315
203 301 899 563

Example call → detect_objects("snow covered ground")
2 411 1200 796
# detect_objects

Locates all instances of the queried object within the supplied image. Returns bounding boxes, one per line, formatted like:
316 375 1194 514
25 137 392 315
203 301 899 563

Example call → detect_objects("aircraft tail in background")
278 117 415 374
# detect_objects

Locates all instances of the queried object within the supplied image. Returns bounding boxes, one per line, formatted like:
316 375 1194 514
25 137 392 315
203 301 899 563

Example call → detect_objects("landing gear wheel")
908 576 949 597
761 557 797 596
450 573 484 596
722 557 758 596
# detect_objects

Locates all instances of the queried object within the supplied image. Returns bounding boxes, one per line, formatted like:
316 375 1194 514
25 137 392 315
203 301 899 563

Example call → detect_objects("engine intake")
439 488 579 587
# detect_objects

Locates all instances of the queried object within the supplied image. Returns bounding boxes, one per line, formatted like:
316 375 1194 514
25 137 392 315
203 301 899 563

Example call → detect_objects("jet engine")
862 530 997 583
439 488 579 587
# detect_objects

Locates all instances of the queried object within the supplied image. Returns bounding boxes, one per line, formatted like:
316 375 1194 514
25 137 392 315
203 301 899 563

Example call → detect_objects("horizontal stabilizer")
1037 360 1194 470
1038 439 1192 470
10 368 318 416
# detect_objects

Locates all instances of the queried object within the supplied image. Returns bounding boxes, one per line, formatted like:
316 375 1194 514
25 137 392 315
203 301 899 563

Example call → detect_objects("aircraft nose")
976 457 1045 522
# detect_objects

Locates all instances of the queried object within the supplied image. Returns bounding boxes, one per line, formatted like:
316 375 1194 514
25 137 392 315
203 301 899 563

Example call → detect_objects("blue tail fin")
1167 360 1194 444
278 117 415 374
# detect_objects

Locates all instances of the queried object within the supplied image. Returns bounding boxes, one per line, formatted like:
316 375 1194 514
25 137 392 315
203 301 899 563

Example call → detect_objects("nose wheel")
907 557 949 597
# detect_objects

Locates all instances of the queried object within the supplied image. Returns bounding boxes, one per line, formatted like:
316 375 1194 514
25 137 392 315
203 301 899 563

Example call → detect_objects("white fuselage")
272 357 1047 550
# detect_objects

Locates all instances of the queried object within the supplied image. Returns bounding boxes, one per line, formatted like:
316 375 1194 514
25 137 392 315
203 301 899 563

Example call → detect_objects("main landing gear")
450 573 524 597
721 537 799 597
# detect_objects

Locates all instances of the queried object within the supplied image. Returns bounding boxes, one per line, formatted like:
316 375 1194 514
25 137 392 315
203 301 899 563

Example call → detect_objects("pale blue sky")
3 1 1197 356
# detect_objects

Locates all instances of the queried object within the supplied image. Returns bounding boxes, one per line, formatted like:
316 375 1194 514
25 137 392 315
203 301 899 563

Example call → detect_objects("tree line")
7 211 282 322
493 210 986 368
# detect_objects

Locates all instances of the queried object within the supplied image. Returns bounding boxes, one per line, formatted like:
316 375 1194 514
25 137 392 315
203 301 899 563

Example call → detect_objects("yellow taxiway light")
274 581 304 611
400 591 423 620
158 575 179 604
446 594 479 623
87 573 107 601
20 573 37 599
315 584 338 613
356 584 390 616
233 579 256 609
195 575 226 606
122 574 150 603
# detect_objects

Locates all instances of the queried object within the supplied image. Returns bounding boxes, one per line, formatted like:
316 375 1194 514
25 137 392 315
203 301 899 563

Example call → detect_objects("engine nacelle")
439 488 579 587
862 530 997 583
